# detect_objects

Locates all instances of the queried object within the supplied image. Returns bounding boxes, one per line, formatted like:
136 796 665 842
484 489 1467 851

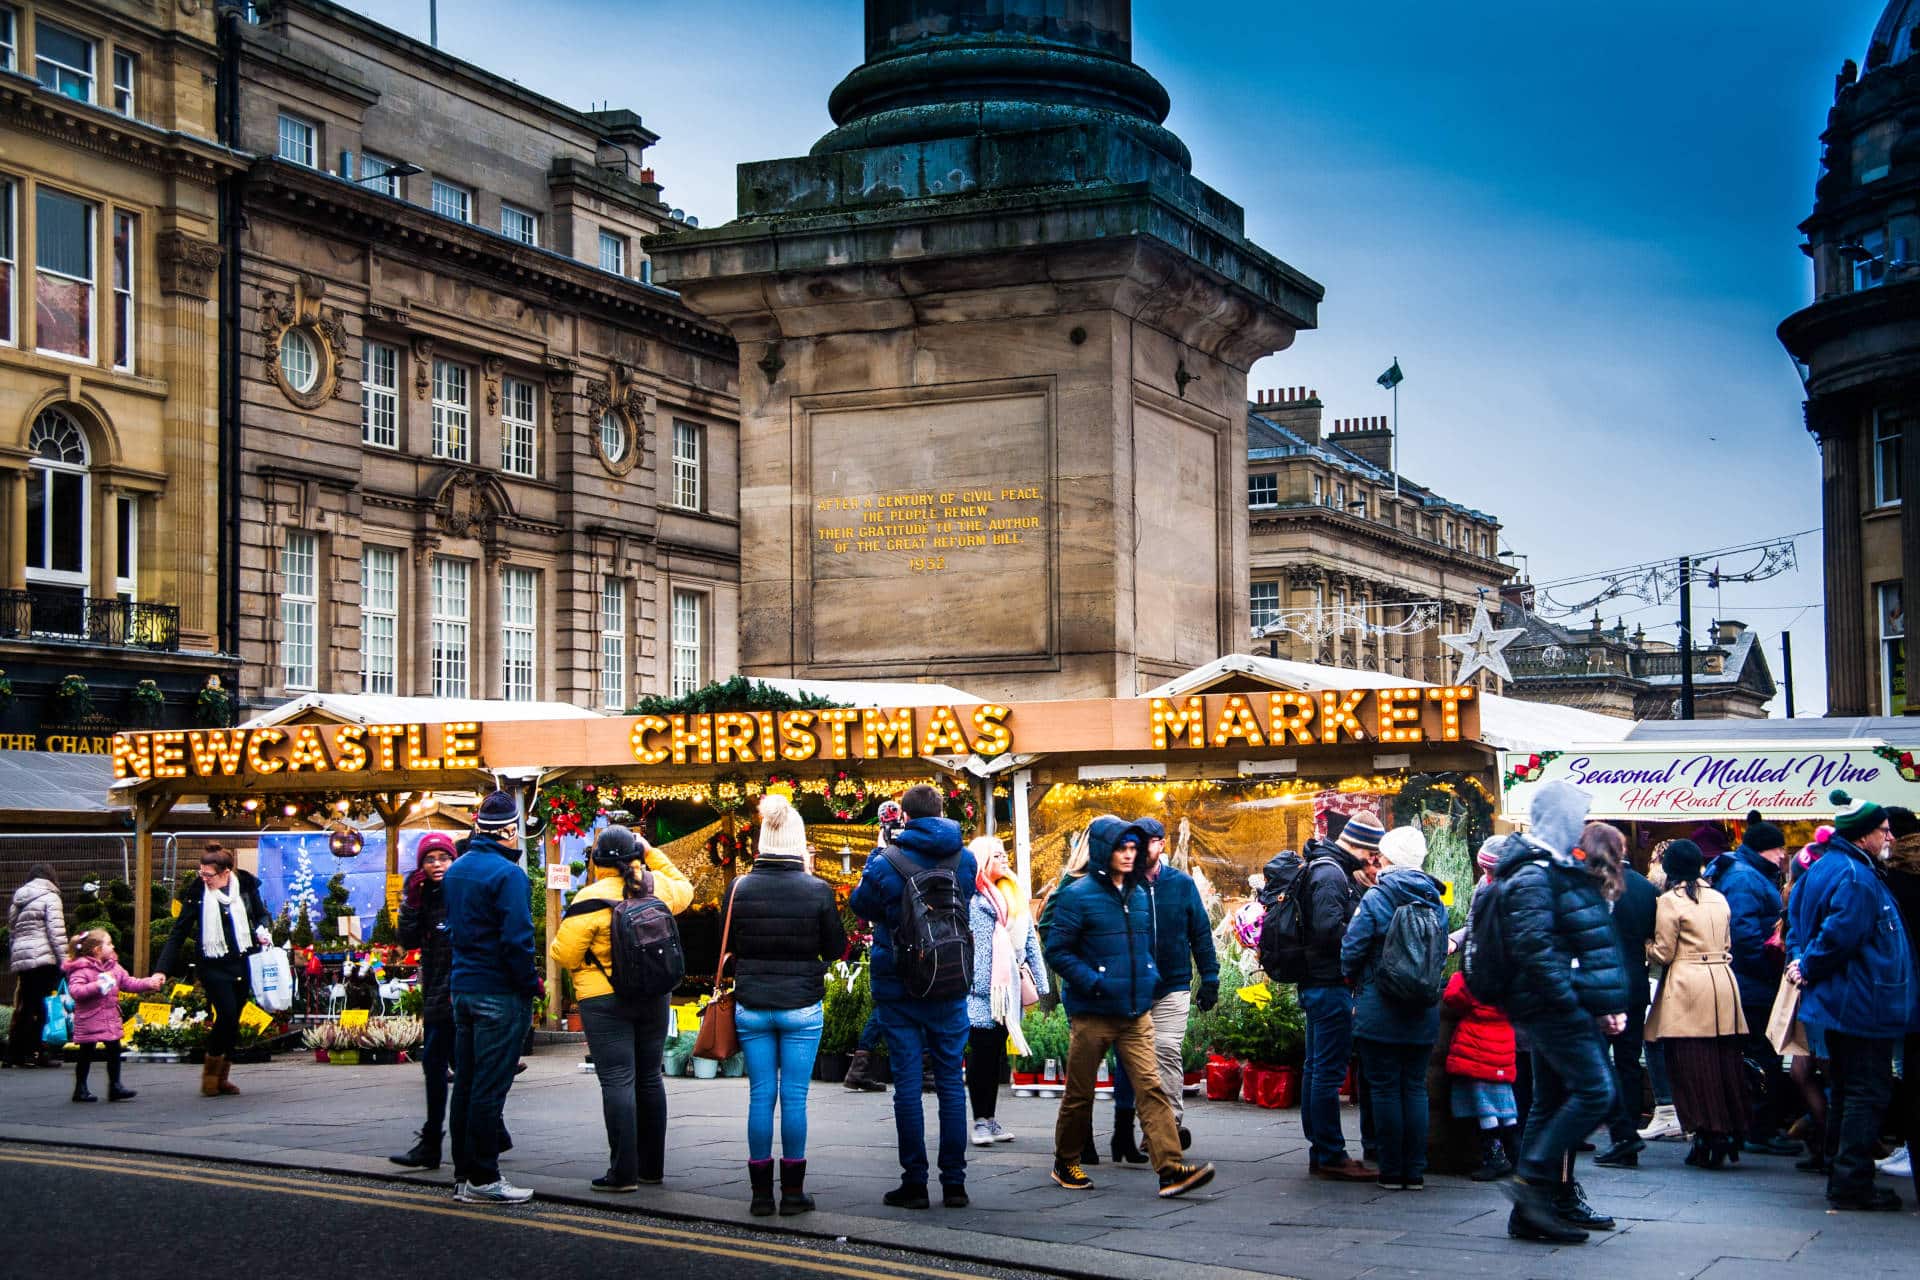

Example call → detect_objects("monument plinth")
650 0 1321 699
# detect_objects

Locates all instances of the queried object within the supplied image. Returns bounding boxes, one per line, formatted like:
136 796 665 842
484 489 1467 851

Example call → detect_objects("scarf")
977 870 1032 1055
200 878 250 961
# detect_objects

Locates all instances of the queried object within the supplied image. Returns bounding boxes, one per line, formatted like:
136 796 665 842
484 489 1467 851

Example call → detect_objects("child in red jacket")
1442 969 1519 1180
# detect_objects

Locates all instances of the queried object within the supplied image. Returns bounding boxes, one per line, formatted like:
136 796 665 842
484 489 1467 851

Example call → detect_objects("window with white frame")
0 9 15 73
359 153 401 197
1854 228 1889 292
501 566 537 702
276 112 316 167
114 496 136 600
671 420 702 510
279 328 318 393
0 176 15 346
598 409 628 464
430 556 470 698
1250 581 1280 630
112 49 135 117
360 546 398 696
361 342 398 447
1313 474 1324 505
112 211 134 371
1875 409 1902 508
1334 482 1346 510
599 578 626 710
500 203 538 246
1881 582 1905 716
34 20 94 102
500 377 537 477
431 359 471 461
34 187 94 361
1248 472 1277 507
25 408 89 593
598 229 626 275
670 588 703 696
431 180 471 223
281 530 318 690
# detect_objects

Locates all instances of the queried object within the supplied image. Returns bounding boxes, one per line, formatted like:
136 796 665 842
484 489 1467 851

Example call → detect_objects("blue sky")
348 0 1892 714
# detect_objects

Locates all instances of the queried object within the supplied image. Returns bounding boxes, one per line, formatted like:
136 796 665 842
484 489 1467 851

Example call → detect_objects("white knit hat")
757 793 807 860
1378 826 1429 871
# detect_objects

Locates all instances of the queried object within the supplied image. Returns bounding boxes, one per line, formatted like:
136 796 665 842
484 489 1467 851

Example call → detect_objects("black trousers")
200 956 250 1058
75 1039 124 1090
1740 998 1791 1138
967 1025 1008 1119
1824 1030 1895 1200
1605 1008 1647 1144
7 965 61 1064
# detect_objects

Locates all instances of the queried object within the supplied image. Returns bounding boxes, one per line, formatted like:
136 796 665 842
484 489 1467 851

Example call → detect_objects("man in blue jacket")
848 784 977 1208
1044 815 1216 1198
1787 791 1915 1211
1707 815 1797 1156
1136 817 1218 1154
441 789 537 1205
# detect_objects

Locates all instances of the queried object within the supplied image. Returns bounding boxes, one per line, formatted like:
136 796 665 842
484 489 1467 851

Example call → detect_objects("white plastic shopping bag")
249 945 295 1013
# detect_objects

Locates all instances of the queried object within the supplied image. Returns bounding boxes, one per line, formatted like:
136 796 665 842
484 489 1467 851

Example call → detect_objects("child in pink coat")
63 930 166 1102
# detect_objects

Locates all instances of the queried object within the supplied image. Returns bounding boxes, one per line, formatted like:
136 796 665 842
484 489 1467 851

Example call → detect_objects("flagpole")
1391 356 1400 498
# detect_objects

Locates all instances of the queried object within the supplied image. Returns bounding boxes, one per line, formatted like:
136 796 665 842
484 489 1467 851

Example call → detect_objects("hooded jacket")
442 831 537 998
1490 837 1630 1024
8 878 67 973
550 852 694 1005
1299 837 1366 989
848 816 976 1005
62 953 165 1043
1043 816 1158 1018
1787 832 1914 1039
1135 818 1218 1000
1705 845 1786 1008
1442 970 1517 1081
156 869 272 977
399 872 455 1024
718 859 845 1011
1256 849 1302 910
1340 867 1450 1043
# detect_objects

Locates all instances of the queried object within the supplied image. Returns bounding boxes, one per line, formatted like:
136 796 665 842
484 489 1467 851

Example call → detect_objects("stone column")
154 231 223 650
4 470 24 591
413 541 436 696
1822 419 1869 714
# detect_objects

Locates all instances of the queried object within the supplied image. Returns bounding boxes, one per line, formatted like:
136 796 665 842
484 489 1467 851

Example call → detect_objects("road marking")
0 1147 991 1280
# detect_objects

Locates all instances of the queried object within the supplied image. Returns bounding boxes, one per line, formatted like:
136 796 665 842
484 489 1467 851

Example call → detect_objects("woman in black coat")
156 844 272 1097
723 795 846 1217
390 832 458 1170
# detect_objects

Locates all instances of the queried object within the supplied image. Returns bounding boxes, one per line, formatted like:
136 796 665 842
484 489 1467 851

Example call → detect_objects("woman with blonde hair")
966 835 1048 1145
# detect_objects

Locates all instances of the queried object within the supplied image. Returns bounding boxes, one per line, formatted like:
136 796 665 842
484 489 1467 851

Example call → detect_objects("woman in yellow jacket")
550 825 692 1191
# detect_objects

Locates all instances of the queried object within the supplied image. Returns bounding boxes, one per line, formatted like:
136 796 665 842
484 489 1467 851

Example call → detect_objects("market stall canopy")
239 693 602 728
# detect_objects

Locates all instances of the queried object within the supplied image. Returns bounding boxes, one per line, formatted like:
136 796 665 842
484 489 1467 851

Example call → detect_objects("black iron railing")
0 589 181 652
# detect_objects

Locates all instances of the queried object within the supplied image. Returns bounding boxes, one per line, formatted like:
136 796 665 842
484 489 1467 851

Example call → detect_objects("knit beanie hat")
1743 820 1786 853
1378 826 1428 871
757 793 808 861
1831 789 1887 841
416 832 458 862
473 789 519 832
1338 810 1385 853
1475 840 1503 871
1688 823 1730 858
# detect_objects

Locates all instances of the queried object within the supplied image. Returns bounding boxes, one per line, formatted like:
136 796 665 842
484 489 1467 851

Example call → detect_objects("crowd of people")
8 776 1920 1239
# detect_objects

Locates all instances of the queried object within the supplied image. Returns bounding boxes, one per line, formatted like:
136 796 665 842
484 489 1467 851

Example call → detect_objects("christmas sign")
1499 742 1920 822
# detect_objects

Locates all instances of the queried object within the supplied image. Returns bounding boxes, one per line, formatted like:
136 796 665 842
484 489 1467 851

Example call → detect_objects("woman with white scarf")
966 836 1048 1146
157 844 272 1097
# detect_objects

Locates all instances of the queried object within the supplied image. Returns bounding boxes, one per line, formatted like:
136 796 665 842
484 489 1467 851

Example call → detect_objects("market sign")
111 722 483 782
1498 742 1920 822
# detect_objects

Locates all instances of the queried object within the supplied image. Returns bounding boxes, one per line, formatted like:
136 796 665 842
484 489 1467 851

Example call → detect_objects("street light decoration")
1439 607 1526 686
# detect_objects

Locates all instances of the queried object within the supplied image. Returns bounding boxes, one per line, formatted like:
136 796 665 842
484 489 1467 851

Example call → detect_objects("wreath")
826 770 869 822
709 773 751 815
1392 771 1495 849
939 776 977 825
535 782 596 840
707 827 757 868
1502 751 1561 791
763 769 803 800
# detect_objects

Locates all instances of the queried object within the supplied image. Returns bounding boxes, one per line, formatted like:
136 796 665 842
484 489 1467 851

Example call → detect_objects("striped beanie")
1831 790 1887 841
1338 810 1386 853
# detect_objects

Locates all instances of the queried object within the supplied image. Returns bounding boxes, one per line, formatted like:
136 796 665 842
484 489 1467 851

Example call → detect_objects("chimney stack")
1253 384 1324 444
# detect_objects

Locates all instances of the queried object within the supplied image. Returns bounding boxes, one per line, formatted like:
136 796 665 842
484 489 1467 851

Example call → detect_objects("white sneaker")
458 1178 533 1204
1877 1145 1910 1177
986 1117 1016 1143
452 1181 466 1198
971 1119 994 1147
1637 1105 1684 1142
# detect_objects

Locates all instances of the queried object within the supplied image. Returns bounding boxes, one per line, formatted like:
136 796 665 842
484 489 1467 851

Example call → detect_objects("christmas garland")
826 770 869 821
535 782 598 840
1502 751 1561 791
1873 746 1919 783
939 776 977 825
709 772 751 815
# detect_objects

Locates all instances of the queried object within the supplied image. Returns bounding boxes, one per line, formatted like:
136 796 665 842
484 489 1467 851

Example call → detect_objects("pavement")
2 1049 1916 1280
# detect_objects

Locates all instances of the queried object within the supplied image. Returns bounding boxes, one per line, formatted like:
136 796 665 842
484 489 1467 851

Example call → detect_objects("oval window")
280 328 319 393
599 409 629 465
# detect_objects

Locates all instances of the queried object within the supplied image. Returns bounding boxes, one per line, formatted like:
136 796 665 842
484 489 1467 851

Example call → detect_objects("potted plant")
130 678 165 727
691 1053 720 1080
52 673 93 724
662 1029 697 1078
814 958 870 1082
1012 1005 1068 1087
1227 983 1305 1109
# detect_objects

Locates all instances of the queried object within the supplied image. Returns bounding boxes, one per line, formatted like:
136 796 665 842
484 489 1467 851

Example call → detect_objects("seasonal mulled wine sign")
1498 742 1920 822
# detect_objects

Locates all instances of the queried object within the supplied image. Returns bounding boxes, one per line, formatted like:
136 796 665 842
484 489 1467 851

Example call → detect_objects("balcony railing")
0 589 181 652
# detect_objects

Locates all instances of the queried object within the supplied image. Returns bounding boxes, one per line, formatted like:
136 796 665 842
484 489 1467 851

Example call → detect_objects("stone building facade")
0 0 237 737
1244 387 1510 687
230 1 739 712
1779 1 1920 716
1497 602 1776 720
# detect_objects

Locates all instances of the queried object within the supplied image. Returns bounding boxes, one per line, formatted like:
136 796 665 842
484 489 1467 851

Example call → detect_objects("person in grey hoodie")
1341 827 1450 1190
7 864 68 1068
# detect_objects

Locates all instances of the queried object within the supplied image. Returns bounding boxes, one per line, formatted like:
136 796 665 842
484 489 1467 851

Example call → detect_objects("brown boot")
215 1055 240 1096
200 1055 224 1097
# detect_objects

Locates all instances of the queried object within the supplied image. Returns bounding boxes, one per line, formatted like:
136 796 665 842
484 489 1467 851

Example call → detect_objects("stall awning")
241 693 602 728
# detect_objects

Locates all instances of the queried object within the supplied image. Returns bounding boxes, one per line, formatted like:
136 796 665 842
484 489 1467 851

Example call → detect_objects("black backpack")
568 879 685 1002
1374 900 1448 1006
1259 857 1333 983
880 848 973 999
1464 855 1544 1005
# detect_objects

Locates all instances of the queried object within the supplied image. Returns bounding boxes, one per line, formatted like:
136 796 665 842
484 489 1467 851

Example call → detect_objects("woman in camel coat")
1645 839 1750 1169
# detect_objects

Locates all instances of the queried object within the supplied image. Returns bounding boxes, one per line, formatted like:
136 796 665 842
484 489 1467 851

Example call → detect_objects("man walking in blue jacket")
1707 815 1797 1155
441 790 537 1204
1787 791 1916 1211
1044 815 1215 1198
848 784 977 1208
1136 817 1218 1154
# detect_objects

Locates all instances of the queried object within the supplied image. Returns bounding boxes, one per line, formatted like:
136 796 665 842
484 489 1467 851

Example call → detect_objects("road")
0 1144 1047 1280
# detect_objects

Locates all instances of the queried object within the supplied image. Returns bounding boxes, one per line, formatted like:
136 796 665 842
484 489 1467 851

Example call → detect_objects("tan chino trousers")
1054 1012 1183 1172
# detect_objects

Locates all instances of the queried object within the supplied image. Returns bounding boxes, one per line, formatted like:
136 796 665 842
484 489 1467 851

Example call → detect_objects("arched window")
26 407 90 594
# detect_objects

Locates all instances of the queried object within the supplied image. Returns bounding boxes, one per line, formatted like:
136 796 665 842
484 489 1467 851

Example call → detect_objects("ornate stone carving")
366 300 413 327
258 275 349 408
482 356 504 414
584 379 612 419
432 469 512 542
411 337 436 399
156 231 222 299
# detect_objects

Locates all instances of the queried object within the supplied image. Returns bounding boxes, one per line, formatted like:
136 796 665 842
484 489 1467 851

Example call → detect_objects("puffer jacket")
1787 833 1914 1040
399 873 454 1024
1144 858 1217 999
550 852 694 1004
156 869 272 977
1044 816 1158 1018
1442 970 1516 1081
1340 867 1450 1043
718 860 846 1011
1300 838 1366 989
968 892 1047 1029
8 878 67 973
63 953 164 1043
1706 845 1786 1008
1491 837 1630 1023
848 816 976 1004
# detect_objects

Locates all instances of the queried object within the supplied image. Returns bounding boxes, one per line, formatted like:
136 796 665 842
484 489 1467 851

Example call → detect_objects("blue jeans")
1516 1012 1616 1183
1299 984 1355 1165
1112 1049 1136 1110
736 1001 824 1162
875 998 969 1186
451 991 530 1186
1357 1038 1433 1181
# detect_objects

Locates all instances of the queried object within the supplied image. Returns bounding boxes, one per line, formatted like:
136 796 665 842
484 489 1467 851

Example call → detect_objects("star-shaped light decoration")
1439 606 1526 686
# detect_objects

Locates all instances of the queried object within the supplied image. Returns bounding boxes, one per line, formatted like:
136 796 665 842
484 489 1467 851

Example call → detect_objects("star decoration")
1439 608 1526 686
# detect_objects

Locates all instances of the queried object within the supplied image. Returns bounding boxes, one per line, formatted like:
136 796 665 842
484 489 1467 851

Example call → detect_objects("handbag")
692 888 740 1061
42 980 72 1047
1018 962 1040 1008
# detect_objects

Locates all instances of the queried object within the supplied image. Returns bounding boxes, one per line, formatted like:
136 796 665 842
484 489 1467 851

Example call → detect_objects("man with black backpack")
848 784 978 1209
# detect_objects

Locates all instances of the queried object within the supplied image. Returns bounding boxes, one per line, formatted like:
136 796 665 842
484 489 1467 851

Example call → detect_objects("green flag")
1376 360 1404 390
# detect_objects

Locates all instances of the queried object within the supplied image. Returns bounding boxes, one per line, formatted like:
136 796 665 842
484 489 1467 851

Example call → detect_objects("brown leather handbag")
692 887 739 1061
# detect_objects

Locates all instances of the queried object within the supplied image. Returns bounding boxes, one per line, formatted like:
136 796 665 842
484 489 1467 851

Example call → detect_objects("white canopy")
240 693 602 728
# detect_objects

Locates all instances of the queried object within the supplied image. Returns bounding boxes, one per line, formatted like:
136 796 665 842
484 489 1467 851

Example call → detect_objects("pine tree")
319 873 352 941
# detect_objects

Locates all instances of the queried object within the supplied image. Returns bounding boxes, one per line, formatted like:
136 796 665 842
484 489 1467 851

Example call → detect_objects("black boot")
389 1129 443 1170
779 1159 814 1215
72 1075 97 1104
1505 1179 1587 1243
1686 1135 1709 1167
1472 1131 1515 1181
1593 1135 1644 1168
1111 1108 1148 1165
1079 1134 1101 1167
107 1083 137 1102
749 1160 776 1216
1552 1180 1615 1230
843 1049 886 1093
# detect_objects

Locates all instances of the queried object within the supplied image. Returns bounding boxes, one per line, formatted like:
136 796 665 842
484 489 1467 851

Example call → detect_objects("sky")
346 0 1893 715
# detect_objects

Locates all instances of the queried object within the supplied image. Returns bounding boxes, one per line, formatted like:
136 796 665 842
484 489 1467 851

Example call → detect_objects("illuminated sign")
1147 687 1478 750
111 722 483 781
626 705 1015 765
